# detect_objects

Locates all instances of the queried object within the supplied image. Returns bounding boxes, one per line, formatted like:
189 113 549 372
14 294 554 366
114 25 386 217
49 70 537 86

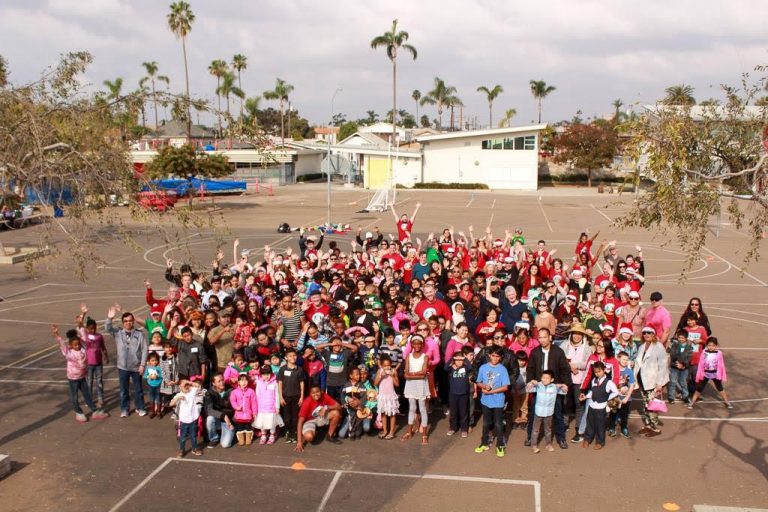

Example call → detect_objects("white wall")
422 133 539 190
295 153 323 176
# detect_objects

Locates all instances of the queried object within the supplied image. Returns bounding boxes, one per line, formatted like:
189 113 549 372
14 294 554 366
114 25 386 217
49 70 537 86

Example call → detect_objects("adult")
391 202 421 242
645 291 672 346
475 308 505 344
486 283 527 335
559 323 591 440
616 290 647 340
105 308 148 418
414 284 452 327
144 279 181 312
534 299 557 337
204 374 235 448
207 310 235 374
295 385 343 452
676 297 712 335
272 293 306 350
508 326 539 359
201 276 229 310
526 328 573 449
634 326 669 437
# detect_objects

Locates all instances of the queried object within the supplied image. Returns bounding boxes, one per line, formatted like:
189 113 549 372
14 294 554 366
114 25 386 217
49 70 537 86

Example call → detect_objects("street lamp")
327 88 342 226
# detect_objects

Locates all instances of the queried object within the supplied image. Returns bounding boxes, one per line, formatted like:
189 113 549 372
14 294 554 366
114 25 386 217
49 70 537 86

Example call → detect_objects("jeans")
118 369 145 413
609 402 631 430
338 414 371 438
147 385 161 404
527 393 566 443
449 393 469 432
179 421 198 451
569 384 586 432
86 364 104 405
668 367 689 401
68 378 97 414
481 405 505 447
205 416 235 448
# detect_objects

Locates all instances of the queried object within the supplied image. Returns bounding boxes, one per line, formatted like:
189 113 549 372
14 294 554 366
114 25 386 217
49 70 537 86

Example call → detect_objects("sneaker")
329 435 343 445
558 439 569 450
571 434 582 443
191 449 203 456
496 446 506 457
523 439 532 447
177 450 185 458
620 428 631 439
461 432 468 438
667 399 676 404
474 445 490 453
207 441 218 449
532 447 540 454
726 402 734 409
75 412 88 423
687 402 694 409
120 410 129 418
545 444 555 452
136 409 147 417
285 434 293 444
683 398 691 405
92 410 110 420
608 429 617 438
446 430 456 436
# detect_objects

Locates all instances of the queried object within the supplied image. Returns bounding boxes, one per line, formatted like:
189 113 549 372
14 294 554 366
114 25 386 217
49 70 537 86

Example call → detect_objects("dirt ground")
0 185 766 512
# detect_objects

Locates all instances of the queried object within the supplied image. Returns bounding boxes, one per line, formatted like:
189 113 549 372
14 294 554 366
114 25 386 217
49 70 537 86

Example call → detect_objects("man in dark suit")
525 327 572 449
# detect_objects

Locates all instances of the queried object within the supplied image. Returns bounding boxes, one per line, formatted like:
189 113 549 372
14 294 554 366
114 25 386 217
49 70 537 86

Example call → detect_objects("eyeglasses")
690 303 700 306
629 298 639 301
538 304 547 308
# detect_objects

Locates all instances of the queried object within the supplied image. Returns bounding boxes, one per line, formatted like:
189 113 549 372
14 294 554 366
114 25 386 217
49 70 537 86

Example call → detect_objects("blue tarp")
24 183 75 205
144 178 246 196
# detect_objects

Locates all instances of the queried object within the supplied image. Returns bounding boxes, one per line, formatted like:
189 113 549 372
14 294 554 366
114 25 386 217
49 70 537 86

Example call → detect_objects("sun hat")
567 322 588 336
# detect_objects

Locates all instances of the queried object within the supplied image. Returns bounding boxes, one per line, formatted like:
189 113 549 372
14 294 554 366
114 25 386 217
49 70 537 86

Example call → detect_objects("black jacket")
526 344 573 387
471 346 520 385
204 387 234 421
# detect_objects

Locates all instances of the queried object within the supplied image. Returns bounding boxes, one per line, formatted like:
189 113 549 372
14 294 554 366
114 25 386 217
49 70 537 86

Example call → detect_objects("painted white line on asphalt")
537 198 553 233
701 246 768 287
317 471 343 512
590 204 612 221
630 414 768 423
108 458 174 512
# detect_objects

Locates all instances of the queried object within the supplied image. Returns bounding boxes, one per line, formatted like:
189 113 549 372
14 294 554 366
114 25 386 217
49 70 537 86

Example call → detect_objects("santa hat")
566 292 578 301
150 303 163 316
618 323 633 336
494 239 503 246
600 323 615 332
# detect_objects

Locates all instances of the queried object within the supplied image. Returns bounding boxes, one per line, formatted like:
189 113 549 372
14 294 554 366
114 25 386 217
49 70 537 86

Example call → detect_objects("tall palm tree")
447 96 463 131
412 89 421 123
529 80 556 123
663 84 696 105
137 78 150 128
231 54 248 119
477 84 503 128
244 96 261 125
217 71 244 123
370 19 417 144
103 77 124 101
612 98 624 122
208 59 228 133
365 110 379 124
419 77 458 132
498 108 517 128
167 1 195 140
263 78 294 146
141 61 169 129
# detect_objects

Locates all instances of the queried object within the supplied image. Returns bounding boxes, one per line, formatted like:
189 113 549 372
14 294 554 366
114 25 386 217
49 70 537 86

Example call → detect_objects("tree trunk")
182 37 192 142
588 168 592 187
279 99 285 147
450 106 455 131
392 56 397 145
415 100 419 124
216 78 222 136
437 106 442 132
152 79 159 129
537 98 542 124
489 103 492 128
238 71 244 120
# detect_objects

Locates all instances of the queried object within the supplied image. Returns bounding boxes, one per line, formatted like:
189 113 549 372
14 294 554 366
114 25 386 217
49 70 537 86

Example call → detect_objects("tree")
498 108 517 128
216 72 244 123
103 77 124 101
618 69 768 273
167 1 195 141
554 122 618 187
208 59 228 133
699 98 721 106
477 84 503 127
529 79 556 123
243 96 260 125
612 98 624 123
370 19 417 143
141 61 169 129
364 110 379 124
231 54 247 119
420 77 458 132
447 95 463 131
338 121 359 141
263 78 294 147
419 114 430 128
663 84 696 105
332 113 347 127
145 145 231 206
0 55 7 88
412 89 421 122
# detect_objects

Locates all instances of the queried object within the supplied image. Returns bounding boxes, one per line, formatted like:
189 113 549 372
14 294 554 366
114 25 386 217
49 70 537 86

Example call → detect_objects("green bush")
297 172 327 182
411 182 489 190
540 173 627 183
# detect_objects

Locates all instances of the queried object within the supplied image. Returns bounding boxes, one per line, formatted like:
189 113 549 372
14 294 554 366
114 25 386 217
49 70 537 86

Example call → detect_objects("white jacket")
634 341 669 390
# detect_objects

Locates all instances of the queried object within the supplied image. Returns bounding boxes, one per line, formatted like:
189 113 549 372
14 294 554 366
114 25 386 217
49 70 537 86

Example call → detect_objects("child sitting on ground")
526 370 567 453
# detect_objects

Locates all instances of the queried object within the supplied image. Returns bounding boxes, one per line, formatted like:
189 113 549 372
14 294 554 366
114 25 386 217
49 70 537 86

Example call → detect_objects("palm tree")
477 84 503 128
103 77 124 101
663 84 696 105
208 59 228 133
412 89 421 123
141 61 169 129
217 72 245 123
447 95 463 131
529 80 556 123
419 77 458 132
611 98 624 122
365 110 379 124
244 96 261 125
231 54 248 119
498 108 517 128
137 78 150 128
370 19 417 144
167 1 195 140
263 78 294 146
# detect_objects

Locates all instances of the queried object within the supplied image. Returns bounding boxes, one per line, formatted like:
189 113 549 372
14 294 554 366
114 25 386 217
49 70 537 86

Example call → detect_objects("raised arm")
485 279 500 307
410 202 421 223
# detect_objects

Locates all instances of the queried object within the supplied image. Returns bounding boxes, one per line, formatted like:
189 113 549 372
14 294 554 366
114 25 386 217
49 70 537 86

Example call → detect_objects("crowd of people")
57 202 733 457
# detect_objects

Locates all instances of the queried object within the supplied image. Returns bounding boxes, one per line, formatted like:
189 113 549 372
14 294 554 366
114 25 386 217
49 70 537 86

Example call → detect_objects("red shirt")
414 298 452 322
380 252 405 271
306 303 330 324
396 220 413 241
298 393 339 421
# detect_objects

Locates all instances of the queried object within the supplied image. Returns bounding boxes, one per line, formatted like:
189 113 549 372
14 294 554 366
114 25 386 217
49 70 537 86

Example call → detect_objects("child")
253 365 283 445
144 352 163 418
689 338 732 409
230 373 257 446
302 347 326 391
374 354 400 440
526 370 567 453
317 337 358 403
79 316 109 408
223 352 250 388
159 341 179 419
463 346 478 429
277 348 306 444
359 335 378 373
53 325 109 422
685 313 709 394
147 328 165 358
446 352 472 437
170 379 202 457
474 346 511 457
608 351 636 438
378 328 403 370
511 350 529 429
579 362 619 450
269 353 283 375
668 330 693 404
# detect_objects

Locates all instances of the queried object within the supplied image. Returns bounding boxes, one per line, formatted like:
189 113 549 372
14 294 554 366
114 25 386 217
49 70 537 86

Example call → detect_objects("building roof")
338 131 390 148
146 120 216 139
416 124 548 142
359 122 405 136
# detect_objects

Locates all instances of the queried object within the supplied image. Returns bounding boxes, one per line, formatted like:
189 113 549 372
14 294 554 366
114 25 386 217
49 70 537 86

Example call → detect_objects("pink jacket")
229 386 258 422
696 350 727 382
58 336 87 380
255 375 279 413
402 335 441 368
223 363 245 386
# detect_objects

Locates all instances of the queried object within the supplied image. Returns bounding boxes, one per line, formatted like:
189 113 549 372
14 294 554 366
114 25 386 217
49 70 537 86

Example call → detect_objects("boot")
149 404 157 419
158 404 166 419
236 431 246 446
244 430 254 446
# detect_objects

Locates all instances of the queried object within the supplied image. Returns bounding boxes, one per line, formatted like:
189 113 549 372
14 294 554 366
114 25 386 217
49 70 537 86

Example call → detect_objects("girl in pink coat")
689 338 732 409
252 365 284 445
230 373 258 446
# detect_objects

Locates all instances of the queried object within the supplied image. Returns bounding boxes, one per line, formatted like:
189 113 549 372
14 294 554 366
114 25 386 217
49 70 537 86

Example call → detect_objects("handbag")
647 397 668 413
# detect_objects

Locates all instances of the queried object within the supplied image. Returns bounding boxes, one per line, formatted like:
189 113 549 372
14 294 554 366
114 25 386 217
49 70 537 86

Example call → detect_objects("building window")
481 134 537 150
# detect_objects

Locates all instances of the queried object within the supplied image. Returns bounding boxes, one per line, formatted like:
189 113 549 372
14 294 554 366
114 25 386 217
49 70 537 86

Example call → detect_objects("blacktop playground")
0 184 766 512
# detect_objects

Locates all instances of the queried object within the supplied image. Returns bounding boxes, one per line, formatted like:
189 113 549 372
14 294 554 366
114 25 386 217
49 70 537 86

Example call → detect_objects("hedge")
296 172 327 182
408 182 489 190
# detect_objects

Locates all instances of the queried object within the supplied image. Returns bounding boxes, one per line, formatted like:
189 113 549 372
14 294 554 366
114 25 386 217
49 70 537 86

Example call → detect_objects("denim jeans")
481 405 505 447
205 416 235 448
86 364 104 405
527 393 566 443
68 378 97 414
668 367 690 400
147 385 160 404
338 414 371 438
118 369 145 413
179 421 198 451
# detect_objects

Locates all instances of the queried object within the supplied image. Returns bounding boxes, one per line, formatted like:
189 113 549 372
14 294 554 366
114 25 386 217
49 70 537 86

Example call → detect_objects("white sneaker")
137 409 148 417
75 413 88 423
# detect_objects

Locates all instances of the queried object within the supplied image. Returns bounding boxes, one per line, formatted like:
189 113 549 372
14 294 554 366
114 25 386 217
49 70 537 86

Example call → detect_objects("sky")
1 0 767 128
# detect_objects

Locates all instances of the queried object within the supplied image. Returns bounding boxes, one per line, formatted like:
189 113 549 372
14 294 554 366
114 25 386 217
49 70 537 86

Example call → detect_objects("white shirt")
175 389 201 424
541 348 550 371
